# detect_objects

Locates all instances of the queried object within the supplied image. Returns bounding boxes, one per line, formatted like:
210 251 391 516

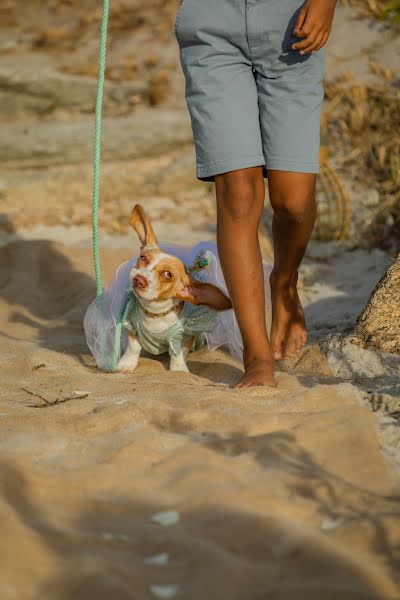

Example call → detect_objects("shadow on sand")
0 456 399 600
0 229 96 364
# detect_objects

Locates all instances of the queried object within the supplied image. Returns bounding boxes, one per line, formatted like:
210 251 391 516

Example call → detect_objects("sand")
0 239 400 600
1 2 400 599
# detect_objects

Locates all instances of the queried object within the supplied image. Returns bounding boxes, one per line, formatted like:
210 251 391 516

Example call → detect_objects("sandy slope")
0 240 399 600
1 3 400 599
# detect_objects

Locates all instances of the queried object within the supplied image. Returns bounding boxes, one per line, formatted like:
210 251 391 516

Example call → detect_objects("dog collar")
140 301 184 319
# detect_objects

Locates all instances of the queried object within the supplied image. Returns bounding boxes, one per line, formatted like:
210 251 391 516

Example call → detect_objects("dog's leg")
117 333 142 372
169 336 195 372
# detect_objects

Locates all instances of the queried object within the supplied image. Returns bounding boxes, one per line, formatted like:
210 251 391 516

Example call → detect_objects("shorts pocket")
174 0 186 39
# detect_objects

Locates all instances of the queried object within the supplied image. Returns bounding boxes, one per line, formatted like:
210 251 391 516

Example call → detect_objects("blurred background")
0 0 398 254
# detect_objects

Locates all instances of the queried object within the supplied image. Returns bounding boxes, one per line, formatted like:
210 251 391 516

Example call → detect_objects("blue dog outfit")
123 292 218 357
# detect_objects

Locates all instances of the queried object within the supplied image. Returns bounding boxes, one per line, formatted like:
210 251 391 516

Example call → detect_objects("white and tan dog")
117 204 232 373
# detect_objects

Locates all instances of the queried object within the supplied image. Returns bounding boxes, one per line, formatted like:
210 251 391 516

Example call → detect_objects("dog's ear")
176 271 232 311
130 204 158 248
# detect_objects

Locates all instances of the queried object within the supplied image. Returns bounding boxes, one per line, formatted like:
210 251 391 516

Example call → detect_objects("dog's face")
130 247 191 302
129 204 232 311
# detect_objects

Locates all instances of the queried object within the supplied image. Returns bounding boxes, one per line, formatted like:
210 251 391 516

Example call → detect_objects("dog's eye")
140 255 147 264
163 271 173 279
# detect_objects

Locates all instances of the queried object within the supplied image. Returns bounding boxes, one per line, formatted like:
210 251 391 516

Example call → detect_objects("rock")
321 335 400 379
0 89 57 119
150 510 180 526
0 57 147 119
0 109 192 167
352 253 400 355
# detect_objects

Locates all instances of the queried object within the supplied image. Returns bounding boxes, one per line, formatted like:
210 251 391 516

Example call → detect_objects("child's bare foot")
270 270 307 360
233 354 276 388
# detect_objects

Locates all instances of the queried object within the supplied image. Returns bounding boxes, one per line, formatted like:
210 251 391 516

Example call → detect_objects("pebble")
149 584 179 599
144 553 170 565
102 531 130 542
320 517 344 531
151 510 180 526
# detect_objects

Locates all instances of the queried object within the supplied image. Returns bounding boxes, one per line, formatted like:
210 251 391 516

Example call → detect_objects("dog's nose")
133 275 148 289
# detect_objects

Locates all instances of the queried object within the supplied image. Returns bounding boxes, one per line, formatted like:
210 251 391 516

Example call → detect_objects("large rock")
0 109 193 167
0 58 146 119
352 253 400 355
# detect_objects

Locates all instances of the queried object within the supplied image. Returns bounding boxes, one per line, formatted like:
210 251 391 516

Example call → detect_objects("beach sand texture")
0 241 399 600
1 2 400 598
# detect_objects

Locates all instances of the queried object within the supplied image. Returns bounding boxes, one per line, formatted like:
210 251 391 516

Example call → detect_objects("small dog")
117 204 232 373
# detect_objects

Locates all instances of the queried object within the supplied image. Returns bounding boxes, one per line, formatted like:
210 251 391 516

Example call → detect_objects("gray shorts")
175 0 325 181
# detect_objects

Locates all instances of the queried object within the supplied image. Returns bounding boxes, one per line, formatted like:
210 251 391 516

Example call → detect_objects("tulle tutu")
83 241 272 370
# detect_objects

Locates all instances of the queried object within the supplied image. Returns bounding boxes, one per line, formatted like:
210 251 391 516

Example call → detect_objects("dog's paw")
169 362 190 373
117 358 138 373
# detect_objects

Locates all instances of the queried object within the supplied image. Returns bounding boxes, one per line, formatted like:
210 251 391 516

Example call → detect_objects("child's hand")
292 0 337 55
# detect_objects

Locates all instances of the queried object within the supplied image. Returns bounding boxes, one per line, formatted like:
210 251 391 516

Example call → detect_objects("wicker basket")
314 145 350 241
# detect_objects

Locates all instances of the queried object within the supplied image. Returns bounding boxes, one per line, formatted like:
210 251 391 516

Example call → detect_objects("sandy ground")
1 3 400 600
1 235 400 600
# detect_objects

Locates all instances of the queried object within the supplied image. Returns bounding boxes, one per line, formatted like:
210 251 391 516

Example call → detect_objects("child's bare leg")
268 171 317 359
215 167 275 388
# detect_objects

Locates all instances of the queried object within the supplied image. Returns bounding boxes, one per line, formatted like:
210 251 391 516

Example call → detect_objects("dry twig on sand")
21 387 89 408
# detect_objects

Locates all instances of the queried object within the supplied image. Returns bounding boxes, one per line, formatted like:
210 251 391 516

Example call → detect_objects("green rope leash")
92 0 109 300
92 0 129 372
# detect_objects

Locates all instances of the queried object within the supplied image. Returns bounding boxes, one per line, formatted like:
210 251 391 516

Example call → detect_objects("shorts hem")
265 158 320 174
196 156 266 182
